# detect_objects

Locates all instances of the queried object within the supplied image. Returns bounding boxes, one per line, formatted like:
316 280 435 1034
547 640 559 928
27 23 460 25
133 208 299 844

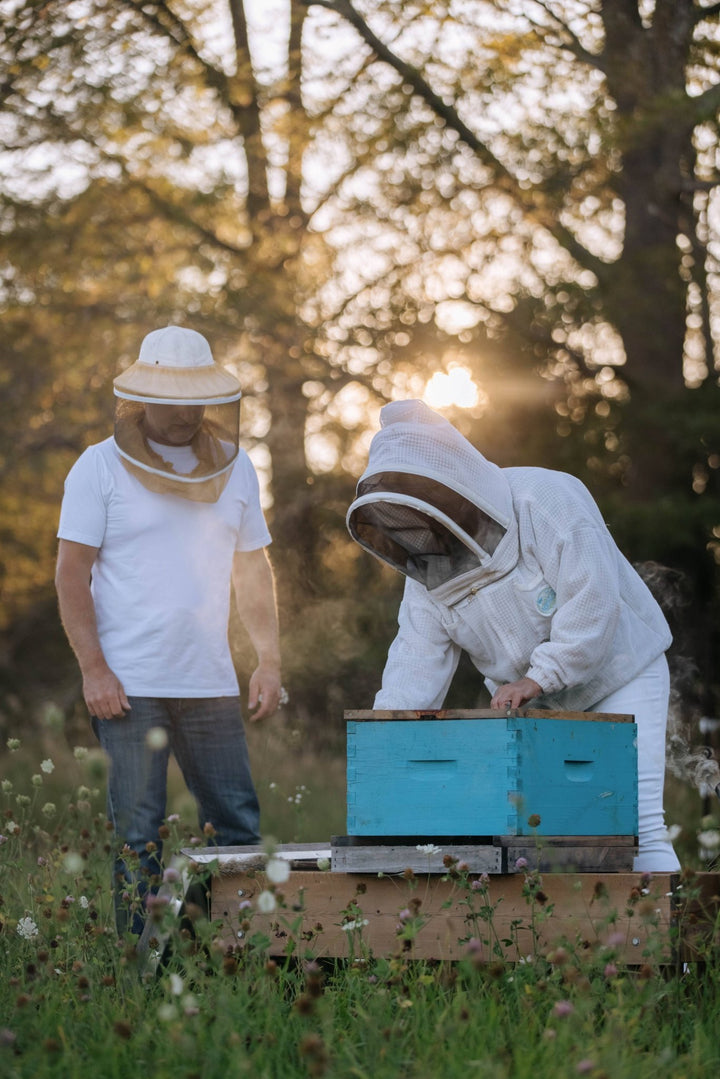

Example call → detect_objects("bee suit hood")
346 400 520 604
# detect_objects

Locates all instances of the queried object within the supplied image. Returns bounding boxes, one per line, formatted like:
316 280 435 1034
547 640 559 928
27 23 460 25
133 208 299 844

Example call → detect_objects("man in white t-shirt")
55 326 282 935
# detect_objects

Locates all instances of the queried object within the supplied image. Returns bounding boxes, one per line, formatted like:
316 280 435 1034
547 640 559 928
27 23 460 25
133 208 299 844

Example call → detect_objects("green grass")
2 732 720 1078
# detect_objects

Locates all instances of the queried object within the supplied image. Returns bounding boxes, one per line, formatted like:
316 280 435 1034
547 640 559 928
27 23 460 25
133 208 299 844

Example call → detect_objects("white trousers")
591 654 680 873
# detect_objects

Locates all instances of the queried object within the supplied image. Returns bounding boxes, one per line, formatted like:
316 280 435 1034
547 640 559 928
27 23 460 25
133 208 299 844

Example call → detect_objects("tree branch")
525 0 605 71
119 0 271 218
284 0 310 218
302 0 605 280
686 78 720 122
693 2 720 24
227 0 271 218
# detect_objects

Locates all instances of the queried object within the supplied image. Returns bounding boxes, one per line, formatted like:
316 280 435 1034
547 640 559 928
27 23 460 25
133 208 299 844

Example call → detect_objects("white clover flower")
62 851 84 874
17 916 39 940
181 993 200 1016
42 703 64 730
31 774 43 787
73 746 89 761
6 738 20 752
698 829 720 853
256 890 277 914
40 759 55 774
416 843 441 856
146 726 169 751
265 857 290 885
6 821 18 834
2 779 13 793
157 1003 178 1022
79 896 89 909
342 918 369 932
41 803 56 818
169 973 184 996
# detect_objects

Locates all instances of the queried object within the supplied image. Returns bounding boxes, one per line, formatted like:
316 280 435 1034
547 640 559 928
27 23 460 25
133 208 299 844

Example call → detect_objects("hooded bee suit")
347 400 679 872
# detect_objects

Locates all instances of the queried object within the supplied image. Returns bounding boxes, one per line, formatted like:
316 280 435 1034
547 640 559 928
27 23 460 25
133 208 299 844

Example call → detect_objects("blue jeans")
93 696 260 935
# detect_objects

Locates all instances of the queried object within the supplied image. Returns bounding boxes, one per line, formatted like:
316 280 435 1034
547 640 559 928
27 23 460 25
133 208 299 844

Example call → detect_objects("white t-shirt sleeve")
57 447 108 548
233 453 272 552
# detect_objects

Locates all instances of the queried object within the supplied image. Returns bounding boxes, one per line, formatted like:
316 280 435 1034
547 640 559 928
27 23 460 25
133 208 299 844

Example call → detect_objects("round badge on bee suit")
535 584 557 616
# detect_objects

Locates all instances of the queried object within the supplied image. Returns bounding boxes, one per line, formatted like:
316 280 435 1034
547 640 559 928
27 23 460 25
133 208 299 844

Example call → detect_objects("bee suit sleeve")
374 578 461 709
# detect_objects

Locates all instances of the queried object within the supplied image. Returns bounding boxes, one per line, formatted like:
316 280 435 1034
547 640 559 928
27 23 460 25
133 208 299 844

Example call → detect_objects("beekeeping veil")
346 400 519 603
113 326 241 502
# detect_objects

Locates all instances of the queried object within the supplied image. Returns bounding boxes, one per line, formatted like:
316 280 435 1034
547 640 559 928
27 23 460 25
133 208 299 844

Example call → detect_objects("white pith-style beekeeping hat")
112 326 242 502
113 325 241 404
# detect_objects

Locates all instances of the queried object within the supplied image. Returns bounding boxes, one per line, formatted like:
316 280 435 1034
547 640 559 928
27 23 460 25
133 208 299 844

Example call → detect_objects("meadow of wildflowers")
2 733 720 1079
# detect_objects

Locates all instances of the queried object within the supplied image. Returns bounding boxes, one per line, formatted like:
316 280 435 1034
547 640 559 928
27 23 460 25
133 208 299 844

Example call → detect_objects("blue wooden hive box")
345 709 638 838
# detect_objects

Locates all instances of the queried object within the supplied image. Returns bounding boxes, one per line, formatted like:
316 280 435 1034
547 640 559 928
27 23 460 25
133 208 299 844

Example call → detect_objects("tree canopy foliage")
1 0 719 739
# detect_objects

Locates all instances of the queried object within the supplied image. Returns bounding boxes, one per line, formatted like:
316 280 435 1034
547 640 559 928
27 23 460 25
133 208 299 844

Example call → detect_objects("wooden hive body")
345 709 638 838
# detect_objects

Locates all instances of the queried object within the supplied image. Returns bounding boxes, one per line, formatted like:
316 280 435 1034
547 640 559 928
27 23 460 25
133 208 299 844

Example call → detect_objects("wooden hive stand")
175 845 720 968
138 710 720 968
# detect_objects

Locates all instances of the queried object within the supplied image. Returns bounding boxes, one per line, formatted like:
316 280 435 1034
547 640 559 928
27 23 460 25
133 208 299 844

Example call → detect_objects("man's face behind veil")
142 403 205 446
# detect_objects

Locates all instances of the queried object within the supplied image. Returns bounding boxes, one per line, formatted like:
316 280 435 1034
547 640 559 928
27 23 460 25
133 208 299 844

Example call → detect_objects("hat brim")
113 362 241 404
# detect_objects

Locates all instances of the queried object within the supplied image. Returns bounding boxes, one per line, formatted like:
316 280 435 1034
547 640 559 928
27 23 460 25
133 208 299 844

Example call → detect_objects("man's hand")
247 665 283 721
232 548 282 722
490 677 543 710
56 539 130 721
83 662 130 720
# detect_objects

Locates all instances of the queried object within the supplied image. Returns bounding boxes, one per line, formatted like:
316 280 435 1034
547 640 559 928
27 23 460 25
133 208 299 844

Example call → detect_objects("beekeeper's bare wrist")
79 650 111 677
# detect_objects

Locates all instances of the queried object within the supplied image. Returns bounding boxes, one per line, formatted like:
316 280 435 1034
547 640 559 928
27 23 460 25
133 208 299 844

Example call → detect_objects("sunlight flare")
423 366 480 409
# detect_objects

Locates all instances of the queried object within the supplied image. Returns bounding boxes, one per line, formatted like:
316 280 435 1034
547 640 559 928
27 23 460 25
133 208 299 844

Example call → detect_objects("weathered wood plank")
181 843 330 874
331 841 503 874
501 840 635 873
331 836 637 874
345 709 635 723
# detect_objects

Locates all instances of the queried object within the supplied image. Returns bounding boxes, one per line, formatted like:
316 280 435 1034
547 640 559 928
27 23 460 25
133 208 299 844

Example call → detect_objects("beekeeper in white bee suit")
55 326 283 934
347 399 680 872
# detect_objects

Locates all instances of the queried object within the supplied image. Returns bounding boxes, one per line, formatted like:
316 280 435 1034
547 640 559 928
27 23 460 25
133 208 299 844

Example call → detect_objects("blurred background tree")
0 0 718 760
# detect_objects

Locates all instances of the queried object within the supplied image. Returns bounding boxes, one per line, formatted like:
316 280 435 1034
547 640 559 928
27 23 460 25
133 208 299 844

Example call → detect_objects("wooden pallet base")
212 865 673 963
331 835 637 874
136 845 720 968
171 845 718 965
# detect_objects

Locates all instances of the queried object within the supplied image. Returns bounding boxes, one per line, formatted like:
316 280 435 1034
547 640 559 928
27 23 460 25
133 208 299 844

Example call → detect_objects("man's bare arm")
55 539 130 720
231 547 281 721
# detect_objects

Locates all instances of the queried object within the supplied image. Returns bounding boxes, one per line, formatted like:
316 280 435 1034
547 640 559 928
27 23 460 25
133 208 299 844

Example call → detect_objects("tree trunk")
600 0 700 493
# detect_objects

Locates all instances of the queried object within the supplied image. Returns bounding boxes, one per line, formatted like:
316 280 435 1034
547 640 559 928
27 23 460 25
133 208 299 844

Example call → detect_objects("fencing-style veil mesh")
112 326 242 503
349 475 505 589
114 399 240 502
347 399 518 594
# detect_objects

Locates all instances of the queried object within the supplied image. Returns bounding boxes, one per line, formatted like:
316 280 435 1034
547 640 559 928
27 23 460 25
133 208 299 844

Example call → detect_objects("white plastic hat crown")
114 326 241 404
138 326 215 369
